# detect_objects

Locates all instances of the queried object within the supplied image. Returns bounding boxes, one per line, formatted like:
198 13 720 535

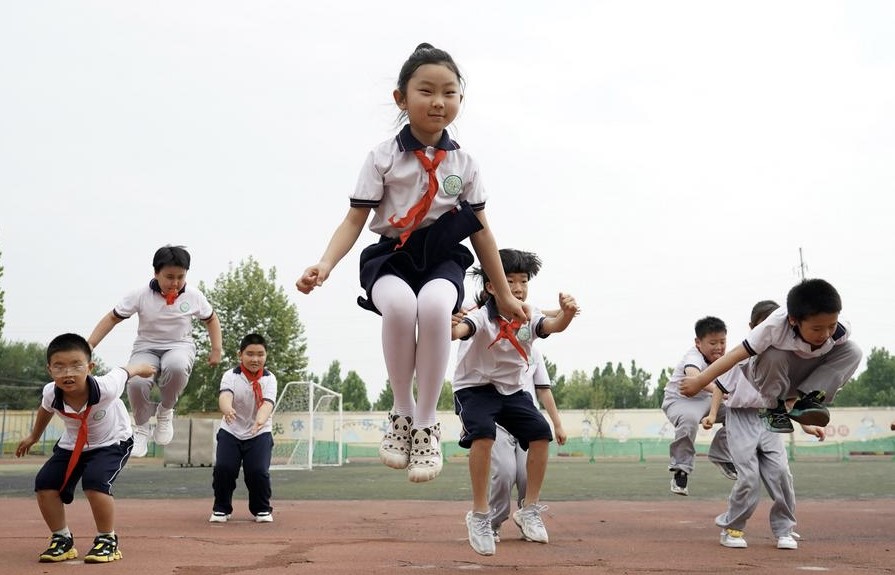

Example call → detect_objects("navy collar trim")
150 279 187 297
395 124 460 152
52 375 101 411
231 366 271 377
484 298 500 321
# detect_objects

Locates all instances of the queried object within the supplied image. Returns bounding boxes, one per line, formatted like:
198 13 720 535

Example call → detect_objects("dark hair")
471 249 542 306
239 333 267 352
694 316 727 339
153 245 191 273
47 333 92 364
750 300 780 328
396 43 464 124
786 279 842 321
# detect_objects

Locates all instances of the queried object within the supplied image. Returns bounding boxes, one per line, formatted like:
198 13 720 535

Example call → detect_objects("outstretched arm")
539 293 579 336
204 314 223 366
701 385 724 429
16 407 54 457
88 312 124 349
536 388 566 445
296 206 370 294
469 211 527 323
680 344 750 397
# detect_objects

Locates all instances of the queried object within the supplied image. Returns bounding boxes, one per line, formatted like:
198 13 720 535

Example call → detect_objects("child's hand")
222 408 237 424
127 363 157 379
800 424 826 441
700 415 716 430
452 307 470 327
296 263 332 294
15 436 37 458
208 348 222 367
251 420 266 435
558 292 579 315
679 375 703 397
554 425 568 446
495 294 529 323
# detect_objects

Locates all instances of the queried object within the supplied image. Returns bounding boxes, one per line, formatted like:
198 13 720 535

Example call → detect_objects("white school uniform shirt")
663 346 714 401
350 125 487 238
113 281 214 351
523 347 551 406
219 366 278 440
40 368 132 451
718 361 765 409
452 300 547 395
743 306 851 359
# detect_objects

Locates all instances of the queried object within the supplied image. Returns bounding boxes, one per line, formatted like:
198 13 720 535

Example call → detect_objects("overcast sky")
1 1 893 402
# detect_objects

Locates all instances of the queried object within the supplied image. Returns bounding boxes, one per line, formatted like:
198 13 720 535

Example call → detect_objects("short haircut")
786 279 842 321
471 249 542 306
694 316 727 339
47 333 92 364
239 333 267 352
750 300 780 328
153 245 191 273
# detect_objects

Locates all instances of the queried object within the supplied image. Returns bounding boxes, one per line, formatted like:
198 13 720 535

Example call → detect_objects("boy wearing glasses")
16 333 155 563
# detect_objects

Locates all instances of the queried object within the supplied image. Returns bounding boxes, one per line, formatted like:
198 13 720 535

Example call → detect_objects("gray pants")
662 394 731 475
489 425 527 531
127 347 196 426
714 407 796 537
750 340 862 408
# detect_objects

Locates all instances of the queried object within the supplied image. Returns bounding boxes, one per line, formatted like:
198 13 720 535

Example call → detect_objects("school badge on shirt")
179 302 191 313
516 325 531 342
442 175 462 197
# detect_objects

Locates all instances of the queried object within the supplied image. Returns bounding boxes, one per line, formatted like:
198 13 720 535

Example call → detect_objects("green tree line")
1 254 893 412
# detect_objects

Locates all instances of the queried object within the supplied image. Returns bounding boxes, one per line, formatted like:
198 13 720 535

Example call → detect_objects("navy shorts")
35 437 134 504
454 385 553 449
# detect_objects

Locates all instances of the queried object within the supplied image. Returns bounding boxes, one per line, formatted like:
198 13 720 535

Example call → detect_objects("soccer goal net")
270 381 343 470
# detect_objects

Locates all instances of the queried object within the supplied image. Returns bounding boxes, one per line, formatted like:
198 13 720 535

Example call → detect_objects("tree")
373 382 394 411
833 347 895 407
0 249 5 338
341 370 371 411
650 368 671 408
436 380 454 411
320 360 343 394
180 258 308 412
0 341 47 409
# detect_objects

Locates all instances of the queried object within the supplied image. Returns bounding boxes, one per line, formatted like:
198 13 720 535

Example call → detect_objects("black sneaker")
760 401 794 433
84 534 122 563
714 461 738 480
39 533 77 563
670 469 689 496
788 390 830 427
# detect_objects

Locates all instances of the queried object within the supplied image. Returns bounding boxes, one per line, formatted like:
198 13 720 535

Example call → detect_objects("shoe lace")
471 515 492 537
93 535 116 548
521 504 548 527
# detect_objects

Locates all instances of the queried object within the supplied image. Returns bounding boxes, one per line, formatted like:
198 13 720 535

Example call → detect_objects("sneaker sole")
84 550 122 563
670 478 688 496
407 463 442 483
777 541 799 550
787 409 830 427
720 539 748 548
39 549 78 563
512 517 549 543
379 449 410 470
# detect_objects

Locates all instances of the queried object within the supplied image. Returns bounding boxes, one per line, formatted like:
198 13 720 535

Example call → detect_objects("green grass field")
2 456 892 501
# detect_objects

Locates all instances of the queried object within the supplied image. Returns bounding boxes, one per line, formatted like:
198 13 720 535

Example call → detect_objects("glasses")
49 364 89 376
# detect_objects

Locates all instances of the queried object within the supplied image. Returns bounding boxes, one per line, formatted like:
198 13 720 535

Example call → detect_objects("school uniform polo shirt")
452 300 547 395
350 125 487 238
219 367 278 440
743 307 851 360
663 346 714 402
718 361 764 409
113 282 214 350
41 368 132 451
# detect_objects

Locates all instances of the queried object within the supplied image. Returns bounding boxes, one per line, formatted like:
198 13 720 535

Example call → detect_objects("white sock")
53 527 72 538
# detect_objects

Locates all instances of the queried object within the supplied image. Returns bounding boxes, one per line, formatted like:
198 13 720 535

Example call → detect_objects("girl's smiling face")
394 63 462 146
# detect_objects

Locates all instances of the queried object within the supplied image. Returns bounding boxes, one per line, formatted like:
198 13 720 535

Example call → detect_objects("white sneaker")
154 406 175 445
407 424 443 483
208 512 230 523
465 511 495 556
378 413 413 470
132 424 150 458
720 528 748 548
777 534 799 550
512 503 549 543
254 512 273 523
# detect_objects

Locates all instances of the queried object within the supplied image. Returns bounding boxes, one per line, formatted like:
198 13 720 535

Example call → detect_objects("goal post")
270 381 343 470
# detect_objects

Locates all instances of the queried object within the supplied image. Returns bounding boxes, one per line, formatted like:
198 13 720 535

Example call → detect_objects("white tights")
371 275 456 428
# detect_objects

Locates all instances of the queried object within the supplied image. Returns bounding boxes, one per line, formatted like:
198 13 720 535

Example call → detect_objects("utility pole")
797 247 808 281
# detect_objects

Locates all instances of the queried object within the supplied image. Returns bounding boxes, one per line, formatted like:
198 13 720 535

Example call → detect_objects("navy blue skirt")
357 201 484 315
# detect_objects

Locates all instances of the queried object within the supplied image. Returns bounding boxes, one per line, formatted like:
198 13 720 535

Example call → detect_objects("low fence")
4 407 894 462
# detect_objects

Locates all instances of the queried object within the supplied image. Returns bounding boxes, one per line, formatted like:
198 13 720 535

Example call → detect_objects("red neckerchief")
489 317 528 363
58 404 92 491
164 291 178 305
388 149 447 248
240 365 264 409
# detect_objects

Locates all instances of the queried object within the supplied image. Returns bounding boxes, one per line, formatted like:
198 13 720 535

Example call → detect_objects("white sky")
1 1 893 402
